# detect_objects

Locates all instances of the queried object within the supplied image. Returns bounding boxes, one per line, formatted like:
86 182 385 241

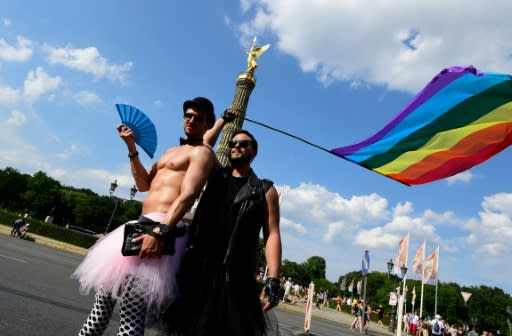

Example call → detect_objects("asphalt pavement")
0 223 393 336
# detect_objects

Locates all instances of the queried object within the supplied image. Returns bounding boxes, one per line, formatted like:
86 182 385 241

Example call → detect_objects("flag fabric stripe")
375 103 512 175
334 67 486 156
388 123 512 184
335 68 507 159
360 79 512 168
331 66 512 185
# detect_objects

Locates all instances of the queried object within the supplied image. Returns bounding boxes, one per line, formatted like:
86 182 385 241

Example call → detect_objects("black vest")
187 167 273 278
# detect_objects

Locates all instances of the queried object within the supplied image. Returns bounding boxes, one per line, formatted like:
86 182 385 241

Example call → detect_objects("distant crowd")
278 275 487 336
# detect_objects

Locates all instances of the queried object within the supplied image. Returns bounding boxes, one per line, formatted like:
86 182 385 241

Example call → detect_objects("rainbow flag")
331 66 512 185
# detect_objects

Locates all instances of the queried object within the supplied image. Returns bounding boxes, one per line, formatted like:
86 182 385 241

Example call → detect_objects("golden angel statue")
246 37 270 72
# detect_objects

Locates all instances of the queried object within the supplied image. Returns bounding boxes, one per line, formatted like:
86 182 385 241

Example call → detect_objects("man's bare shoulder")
189 144 217 158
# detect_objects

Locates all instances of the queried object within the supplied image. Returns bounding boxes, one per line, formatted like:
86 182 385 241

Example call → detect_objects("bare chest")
156 148 191 172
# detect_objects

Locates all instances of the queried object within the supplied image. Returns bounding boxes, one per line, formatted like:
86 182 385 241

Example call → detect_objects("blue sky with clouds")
1 0 512 294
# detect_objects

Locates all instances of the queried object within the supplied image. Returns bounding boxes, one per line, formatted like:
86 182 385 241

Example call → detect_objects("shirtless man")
122 97 222 258
73 97 229 336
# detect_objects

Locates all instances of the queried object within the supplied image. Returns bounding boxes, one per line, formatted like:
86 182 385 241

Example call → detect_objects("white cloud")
281 183 388 230
0 123 52 172
23 67 62 102
393 201 413 217
43 44 133 82
0 86 21 106
240 0 259 13
447 171 474 185
465 193 512 256
6 109 26 126
281 217 307 234
2 18 11 27
75 90 101 105
0 35 33 62
56 144 79 160
240 0 512 92
354 227 398 248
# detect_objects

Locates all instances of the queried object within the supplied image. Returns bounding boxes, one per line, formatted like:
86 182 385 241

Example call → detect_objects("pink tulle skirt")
71 212 188 309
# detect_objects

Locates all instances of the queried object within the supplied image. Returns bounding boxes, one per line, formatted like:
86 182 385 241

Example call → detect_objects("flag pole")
420 277 425 318
412 286 415 315
419 240 426 318
434 245 440 315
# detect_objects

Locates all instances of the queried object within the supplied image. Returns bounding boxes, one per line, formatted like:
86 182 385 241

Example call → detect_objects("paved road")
0 228 392 335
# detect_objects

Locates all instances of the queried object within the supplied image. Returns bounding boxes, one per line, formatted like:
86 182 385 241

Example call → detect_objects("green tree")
303 256 326 280
0 167 30 210
281 259 307 284
467 285 512 334
21 171 62 219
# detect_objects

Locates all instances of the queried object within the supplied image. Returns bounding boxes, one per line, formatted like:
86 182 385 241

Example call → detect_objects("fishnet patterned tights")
78 278 147 336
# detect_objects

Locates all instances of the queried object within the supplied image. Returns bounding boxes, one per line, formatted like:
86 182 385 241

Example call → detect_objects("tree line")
0 166 141 233
2 166 511 334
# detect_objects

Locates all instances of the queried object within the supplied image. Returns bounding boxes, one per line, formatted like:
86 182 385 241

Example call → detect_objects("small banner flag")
362 250 370 276
423 245 440 284
340 278 347 291
348 279 355 293
412 241 426 277
394 233 410 273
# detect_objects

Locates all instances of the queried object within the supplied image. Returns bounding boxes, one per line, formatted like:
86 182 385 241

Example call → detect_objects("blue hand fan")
116 104 158 158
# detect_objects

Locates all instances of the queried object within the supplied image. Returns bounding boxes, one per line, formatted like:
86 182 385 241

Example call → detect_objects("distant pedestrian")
11 218 24 237
17 223 30 239
283 278 292 303
376 304 385 327
363 302 372 334
335 295 343 312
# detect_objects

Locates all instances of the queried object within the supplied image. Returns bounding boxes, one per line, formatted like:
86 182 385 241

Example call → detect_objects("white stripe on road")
0 254 28 263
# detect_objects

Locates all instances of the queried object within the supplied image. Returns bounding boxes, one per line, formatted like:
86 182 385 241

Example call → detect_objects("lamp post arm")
105 197 120 234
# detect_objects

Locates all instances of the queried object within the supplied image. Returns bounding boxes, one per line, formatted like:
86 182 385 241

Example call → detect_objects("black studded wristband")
221 109 236 122
128 151 139 159
265 277 280 306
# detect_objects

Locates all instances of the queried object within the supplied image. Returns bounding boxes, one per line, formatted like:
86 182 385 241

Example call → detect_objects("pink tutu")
71 212 188 309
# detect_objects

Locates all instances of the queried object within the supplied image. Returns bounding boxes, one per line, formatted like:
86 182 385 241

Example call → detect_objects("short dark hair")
232 129 258 153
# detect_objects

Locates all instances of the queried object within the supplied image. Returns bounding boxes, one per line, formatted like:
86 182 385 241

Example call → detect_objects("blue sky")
1 1 512 294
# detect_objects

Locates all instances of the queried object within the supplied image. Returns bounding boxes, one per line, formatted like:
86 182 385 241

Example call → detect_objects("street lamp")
109 179 118 196
129 185 137 200
387 259 408 333
105 179 120 234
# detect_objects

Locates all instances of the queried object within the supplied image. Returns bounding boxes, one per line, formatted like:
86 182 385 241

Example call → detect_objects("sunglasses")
228 139 253 148
184 112 205 123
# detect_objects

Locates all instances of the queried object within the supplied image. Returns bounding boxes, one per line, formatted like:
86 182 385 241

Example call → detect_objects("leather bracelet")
128 151 139 159
265 277 280 306
146 230 164 240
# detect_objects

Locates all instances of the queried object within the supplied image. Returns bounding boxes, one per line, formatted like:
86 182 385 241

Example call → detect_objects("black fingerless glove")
265 277 280 306
221 109 236 122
